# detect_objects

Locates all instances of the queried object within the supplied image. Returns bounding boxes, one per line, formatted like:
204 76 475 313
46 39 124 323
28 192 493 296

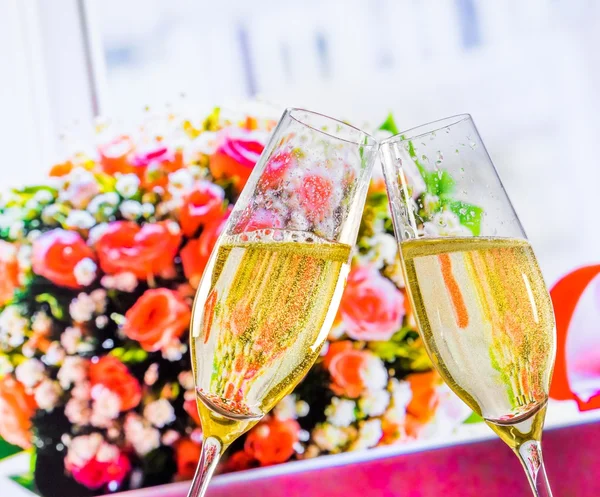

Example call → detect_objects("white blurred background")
2 0 600 284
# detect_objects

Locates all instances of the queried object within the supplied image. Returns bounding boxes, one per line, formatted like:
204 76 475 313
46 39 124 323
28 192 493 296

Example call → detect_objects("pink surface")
126 420 599 497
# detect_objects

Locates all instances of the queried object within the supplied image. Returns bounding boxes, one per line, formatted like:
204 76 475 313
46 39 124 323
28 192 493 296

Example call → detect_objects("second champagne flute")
380 114 556 497
187 108 378 497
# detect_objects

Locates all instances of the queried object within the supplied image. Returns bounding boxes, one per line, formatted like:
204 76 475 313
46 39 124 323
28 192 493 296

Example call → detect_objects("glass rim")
287 107 378 148
381 113 473 145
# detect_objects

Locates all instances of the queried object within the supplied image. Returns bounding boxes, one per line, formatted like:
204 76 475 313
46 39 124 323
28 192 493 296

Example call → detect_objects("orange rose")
209 132 265 192
32 229 96 289
174 438 201 480
132 146 184 189
124 288 191 352
325 341 370 398
223 450 259 473
49 160 74 177
244 417 300 466
89 356 142 411
181 209 230 288
96 221 181 279
179 181 225 237
338 265 404 342
99 135 136 175
0 375 37 449
0 241 19 306
405 370 441 437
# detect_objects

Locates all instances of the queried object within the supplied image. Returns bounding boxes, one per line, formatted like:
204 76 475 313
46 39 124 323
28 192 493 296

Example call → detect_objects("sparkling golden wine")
190 230 351 444
401 237 556 447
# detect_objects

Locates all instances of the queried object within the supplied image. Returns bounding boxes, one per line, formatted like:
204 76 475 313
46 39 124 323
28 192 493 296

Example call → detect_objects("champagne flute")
187 108 378 497
380 114 556 497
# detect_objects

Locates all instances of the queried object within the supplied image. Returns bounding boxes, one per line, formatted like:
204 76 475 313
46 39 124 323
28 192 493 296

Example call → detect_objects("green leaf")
9 474 35 492
111 346 148 364
0 438 22 460
35 294 63 319
446 201 483 236
378 113 399 135
463 411 484 424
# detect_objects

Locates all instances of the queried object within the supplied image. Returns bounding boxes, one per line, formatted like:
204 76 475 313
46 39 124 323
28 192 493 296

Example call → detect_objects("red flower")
405 371 442 437
298 173 334 222
325 341 370 398
183 398 201 426
244 417 300 465
181 209 230 288
180 181 225 237
132 146 184 188
258 149 295 191
32 229 96 289
339 265 404 342
232 208 283 235
99 135 135 175
210 132 265 192
0 241 19 306
174 438 202 480
124 288 191 352
89 356 141 411
0 376 36 449
223 450 259 473
96 221 181 279
66 443 131 490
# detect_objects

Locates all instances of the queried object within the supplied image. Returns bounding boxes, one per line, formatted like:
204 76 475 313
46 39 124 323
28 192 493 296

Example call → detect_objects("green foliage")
111 346 148 364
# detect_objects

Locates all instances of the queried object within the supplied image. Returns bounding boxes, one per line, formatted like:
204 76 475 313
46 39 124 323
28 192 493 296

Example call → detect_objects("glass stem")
514 439 553 497
186 436 224 497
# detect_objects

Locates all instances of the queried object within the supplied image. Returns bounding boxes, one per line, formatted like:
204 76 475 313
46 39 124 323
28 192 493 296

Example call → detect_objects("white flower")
57 356 88 389
350 419 383 451
17 244 32 269
361 233 397 269
8 221 25 240
124 414 161 456
161 430 181 446
96 443 119 463
73 258 97 286
31 312 52 336
72 381 91 400
65 398 92 425
325 398 356 427
168 169 195 195
274 395 297 420
90 289 107 313
34 379 62 411
33 189 54 204
423 194 440 214
41 204 62 225
0 356 13 375
43 341 65 366
190 131 219 156
0 307 28 349
61 326 82 354
177 371 195 391
161 339 186 362
120 200 143 220
115 174 140 198
144 363 159 386
390 378 412 411
60 168 100 208
144 399 176 428
296 400 310 417
359 389 391 417
312 424 350 452
361 355 388 392
65 210 96 230
69 293 96 322
15 358 45 388
101 272 137 292
87 192 119 216
66 433 103 467
87 223 110 245
91 385 121 427
423 211 472 237
141 203 155 217
26 229 42 242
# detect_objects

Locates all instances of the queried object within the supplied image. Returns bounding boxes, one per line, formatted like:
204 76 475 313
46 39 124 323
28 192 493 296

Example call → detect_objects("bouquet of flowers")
0 106 473 496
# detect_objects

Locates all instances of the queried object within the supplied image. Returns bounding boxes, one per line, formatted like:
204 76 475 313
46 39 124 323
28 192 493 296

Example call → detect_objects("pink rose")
339 266 404 341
